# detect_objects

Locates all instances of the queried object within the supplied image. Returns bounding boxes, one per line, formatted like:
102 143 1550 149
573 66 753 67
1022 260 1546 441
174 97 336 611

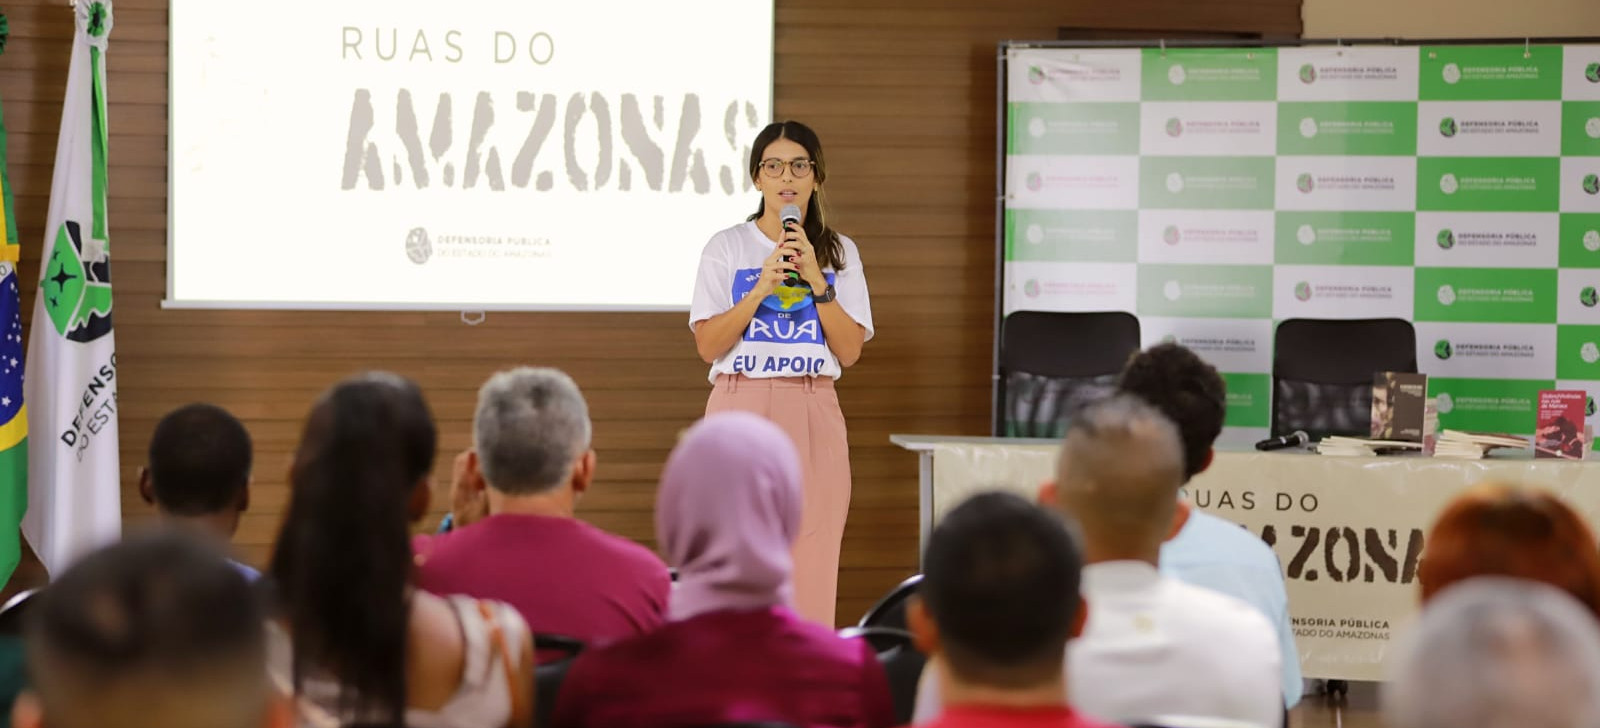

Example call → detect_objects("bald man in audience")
914 395 1282 727
1384 577 1600 728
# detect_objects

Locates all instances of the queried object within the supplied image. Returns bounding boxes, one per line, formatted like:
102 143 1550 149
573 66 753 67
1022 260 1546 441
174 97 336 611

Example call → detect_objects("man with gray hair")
1384 577 1600 728
915 395 1282 726
414 367 671 647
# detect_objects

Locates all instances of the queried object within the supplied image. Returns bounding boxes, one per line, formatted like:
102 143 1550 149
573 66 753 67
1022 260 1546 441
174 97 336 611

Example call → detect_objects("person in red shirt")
413 367 671 650
551 411 894 728
908 492 1121 728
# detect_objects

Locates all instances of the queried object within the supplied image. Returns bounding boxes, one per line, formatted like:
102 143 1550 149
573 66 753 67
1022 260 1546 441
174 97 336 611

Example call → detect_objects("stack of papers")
1316 437 1426 457
1434 430 1530 460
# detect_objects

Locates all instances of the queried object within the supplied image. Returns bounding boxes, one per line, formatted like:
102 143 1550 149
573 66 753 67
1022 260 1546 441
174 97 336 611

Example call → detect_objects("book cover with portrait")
1371 372 1427 442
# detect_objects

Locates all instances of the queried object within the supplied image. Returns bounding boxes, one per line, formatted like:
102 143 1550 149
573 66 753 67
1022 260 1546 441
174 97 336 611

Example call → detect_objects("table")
892 434 1600 680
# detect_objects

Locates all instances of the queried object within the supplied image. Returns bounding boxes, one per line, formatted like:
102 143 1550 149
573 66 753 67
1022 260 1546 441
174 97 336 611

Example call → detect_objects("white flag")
23 0 119 576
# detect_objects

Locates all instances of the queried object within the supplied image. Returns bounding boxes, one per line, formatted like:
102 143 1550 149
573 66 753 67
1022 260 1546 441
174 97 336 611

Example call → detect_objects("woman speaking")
688 120 874 626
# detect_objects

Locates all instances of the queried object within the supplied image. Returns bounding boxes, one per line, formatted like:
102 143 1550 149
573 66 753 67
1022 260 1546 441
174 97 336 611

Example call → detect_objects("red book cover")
1536 390 1587 460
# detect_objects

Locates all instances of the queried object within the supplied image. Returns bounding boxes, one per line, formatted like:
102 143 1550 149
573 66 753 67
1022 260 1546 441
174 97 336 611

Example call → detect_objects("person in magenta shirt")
551 411 895 728
909 492 1122 728
413 368 671 650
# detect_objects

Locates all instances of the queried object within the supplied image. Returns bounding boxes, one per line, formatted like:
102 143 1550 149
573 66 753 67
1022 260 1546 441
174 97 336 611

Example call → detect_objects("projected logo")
1583 286 1599 308
42 220 113 343
405 228 432 264
1163 226 1181 245
1294 281 1312 302
1585 229 1600 252
1586 117 1600 139
1437 229 1455 250
1024 279 1041 298
1587 62 1600 83
1440 174 1460 195
1028 66 1047 84
1434 339 1453 360
1586 174 1600 195
1298 64 1317 84
1296 174 1315 194
1297 225 1316 246
1165 118 1183 138
1439 117 1458 138
1442 63 1462 84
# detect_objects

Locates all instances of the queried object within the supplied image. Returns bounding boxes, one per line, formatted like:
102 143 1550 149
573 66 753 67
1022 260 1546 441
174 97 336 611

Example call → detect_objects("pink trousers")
706 373 851 627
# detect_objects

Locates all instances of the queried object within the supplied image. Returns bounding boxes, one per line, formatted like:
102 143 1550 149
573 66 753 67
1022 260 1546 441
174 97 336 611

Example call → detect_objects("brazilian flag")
0 8 27 589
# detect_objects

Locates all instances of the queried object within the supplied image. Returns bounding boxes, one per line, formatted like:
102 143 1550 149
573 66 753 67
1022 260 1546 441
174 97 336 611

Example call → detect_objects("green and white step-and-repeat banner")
1003 43 1600 443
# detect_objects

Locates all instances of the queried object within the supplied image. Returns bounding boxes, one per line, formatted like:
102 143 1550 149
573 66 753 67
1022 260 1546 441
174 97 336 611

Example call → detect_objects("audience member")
1117 343 1301 706
137 403 260 579
915 395 1281 727
552 411 894 728
908 491 1119 728
1384 577 1600 728
1420 482 1600 618
269 372 534 728
415 367 670 650
12 531 288 728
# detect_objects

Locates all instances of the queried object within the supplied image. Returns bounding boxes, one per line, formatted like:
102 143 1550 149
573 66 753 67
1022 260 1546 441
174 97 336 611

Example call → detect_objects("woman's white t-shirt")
689 221 874 382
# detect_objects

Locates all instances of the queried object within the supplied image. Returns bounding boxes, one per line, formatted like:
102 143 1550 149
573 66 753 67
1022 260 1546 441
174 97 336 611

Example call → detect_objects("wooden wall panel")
0 0 1301 622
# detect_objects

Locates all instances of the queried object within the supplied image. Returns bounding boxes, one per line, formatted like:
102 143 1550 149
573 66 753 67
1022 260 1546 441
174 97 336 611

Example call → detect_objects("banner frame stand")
992 36 1600 437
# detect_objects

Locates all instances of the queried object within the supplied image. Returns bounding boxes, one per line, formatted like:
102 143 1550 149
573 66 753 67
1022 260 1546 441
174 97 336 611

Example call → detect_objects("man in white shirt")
1118 343 1301 708
914 394 1282 727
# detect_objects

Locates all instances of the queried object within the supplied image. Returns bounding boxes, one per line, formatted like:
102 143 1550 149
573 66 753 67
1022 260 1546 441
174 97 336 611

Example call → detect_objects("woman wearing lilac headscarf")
551 412 894 728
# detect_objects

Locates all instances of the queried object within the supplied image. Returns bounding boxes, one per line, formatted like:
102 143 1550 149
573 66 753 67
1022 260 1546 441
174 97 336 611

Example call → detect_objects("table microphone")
780 204 803 284
1255 430 1309 451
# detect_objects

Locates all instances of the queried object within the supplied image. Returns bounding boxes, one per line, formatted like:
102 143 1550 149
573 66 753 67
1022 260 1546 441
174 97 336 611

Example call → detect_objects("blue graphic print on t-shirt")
732 269 836 344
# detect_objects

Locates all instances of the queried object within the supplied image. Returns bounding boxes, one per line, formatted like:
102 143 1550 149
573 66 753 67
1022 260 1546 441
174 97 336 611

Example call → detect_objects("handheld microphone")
779 204 803 284
1255 430 1309 451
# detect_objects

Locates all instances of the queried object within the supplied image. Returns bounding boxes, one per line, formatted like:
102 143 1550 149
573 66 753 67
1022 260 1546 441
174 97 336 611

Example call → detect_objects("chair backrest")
839 626 925 726
997 311 1141 437
858 573 921 631
1272 318 1417 439
533 634 585 728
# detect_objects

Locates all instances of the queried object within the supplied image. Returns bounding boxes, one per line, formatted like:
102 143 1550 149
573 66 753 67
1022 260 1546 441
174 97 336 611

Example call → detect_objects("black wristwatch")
811 283 837 303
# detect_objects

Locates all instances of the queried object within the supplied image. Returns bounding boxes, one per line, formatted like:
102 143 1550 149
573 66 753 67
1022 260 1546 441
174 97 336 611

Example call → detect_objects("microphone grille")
780 204 802 222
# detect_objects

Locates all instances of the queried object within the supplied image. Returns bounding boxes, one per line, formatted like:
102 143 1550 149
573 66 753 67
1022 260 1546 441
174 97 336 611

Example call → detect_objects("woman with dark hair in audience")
268 372 536 728
551 411 894 728
1420 481 1600 619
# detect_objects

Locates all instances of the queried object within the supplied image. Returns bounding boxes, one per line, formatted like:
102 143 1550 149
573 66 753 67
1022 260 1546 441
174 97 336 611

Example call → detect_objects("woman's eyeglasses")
759 158 814 178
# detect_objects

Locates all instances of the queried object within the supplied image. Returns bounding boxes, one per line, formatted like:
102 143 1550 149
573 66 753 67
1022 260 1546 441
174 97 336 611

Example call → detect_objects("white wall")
1303 0 1600 39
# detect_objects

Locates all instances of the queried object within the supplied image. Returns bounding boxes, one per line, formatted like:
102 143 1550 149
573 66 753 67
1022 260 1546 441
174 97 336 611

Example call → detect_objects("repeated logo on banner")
1004 44 1600 439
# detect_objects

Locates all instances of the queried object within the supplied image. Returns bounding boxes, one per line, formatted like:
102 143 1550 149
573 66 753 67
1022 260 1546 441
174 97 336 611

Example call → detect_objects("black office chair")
839 626 925 725
533 634 585 728
858 573 921 631
997 311 1141 437
1272 318 1417 441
